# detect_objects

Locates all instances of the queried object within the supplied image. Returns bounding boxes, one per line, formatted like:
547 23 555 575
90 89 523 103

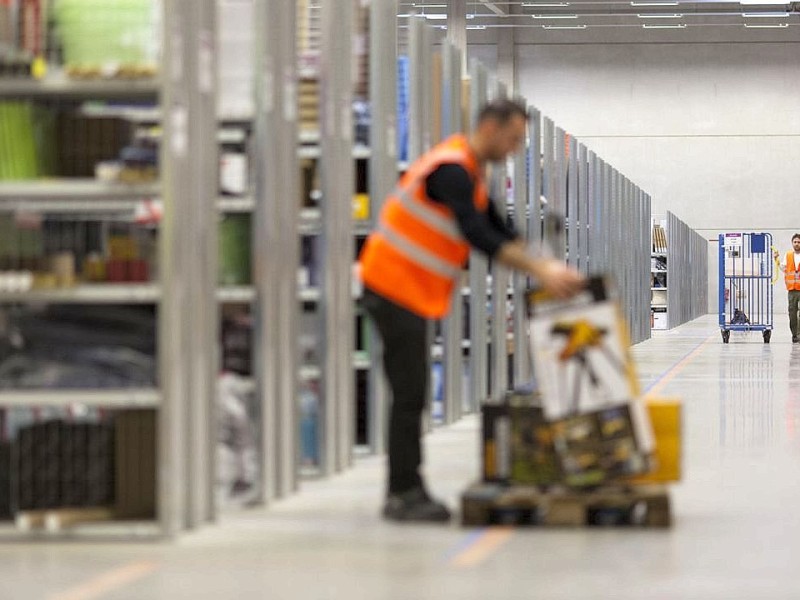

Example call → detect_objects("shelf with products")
0 180 160 202
0 78 161 100
0 283 160 304
0 389 160 409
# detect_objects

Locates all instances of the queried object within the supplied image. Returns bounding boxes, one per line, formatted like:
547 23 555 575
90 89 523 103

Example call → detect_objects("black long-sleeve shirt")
425 164 518 258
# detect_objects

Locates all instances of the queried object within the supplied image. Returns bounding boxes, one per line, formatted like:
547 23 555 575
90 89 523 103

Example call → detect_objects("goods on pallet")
468 278 679 528
527 277 655 485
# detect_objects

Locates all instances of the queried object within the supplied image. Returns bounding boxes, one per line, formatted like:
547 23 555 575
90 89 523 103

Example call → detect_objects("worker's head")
473 99 529 161
793 234 800 251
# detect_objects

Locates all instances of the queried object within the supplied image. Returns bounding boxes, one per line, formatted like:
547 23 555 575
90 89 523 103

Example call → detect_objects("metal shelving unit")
0 284 161 304
0 0 219 539
0 78 161 99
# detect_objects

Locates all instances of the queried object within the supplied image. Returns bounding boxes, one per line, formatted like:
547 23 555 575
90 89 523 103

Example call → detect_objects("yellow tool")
771 245 781 285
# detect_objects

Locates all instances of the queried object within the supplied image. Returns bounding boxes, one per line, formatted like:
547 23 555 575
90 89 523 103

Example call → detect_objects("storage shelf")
299 208 371 236
651 304 668 308
353 351 370 370
0 77 160 99
297 145 372 160
651 287 667 291
217 286 256 303
299 287 320 302
299 365 322 381
0 180 160 204
651 269 668 273
218 196 255 212
0 283 160 304
0 388 161 408
0 520 162 539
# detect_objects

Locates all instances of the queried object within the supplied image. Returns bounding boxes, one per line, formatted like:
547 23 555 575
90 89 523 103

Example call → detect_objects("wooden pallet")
462 482 671 528
16 507 114 533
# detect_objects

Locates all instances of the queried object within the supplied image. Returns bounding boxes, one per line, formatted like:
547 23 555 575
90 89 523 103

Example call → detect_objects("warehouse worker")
358 99 585 523
773 233 800 343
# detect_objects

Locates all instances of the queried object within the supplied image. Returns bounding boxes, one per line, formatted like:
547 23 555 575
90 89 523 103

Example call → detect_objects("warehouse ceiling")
398 1 800 31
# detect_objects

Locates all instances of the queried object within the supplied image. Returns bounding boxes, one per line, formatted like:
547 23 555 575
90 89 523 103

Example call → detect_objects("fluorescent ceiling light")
631 1 679 5
637 13 683 18
467 25 487 30
642 23 687 28
523 2 571 6
423 13 447 20
542 24 587 29
411 3 447 6
532 13 579 19
744 22 789 27
741 11 789 16
740 0 788 5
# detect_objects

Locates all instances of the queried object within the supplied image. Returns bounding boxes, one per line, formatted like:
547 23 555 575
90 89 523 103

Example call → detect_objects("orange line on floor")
645 333 715 399
48 560 158 600
449 526 515 568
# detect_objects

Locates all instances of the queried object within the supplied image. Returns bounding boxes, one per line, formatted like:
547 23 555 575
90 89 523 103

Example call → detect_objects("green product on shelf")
52 0 158 69
219 214 251 286
0 102 41 180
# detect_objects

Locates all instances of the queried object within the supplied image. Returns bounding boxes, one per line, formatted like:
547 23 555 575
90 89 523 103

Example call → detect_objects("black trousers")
362 287 430 495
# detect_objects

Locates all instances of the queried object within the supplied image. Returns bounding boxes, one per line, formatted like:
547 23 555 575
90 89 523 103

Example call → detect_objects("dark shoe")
383 487 451 523
793 336 799 344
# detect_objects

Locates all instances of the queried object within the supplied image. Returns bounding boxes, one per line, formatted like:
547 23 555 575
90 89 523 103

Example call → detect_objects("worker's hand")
773 249 780 260
532 259 586 299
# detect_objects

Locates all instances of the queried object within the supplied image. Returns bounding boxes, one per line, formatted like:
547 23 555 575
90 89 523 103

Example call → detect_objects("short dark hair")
793 233 800 242
477 98 529 125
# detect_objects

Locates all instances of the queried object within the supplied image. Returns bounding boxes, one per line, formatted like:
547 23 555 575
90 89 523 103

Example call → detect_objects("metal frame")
441 43 464 425
366 0 398 455
319 0 355 474
468 61 489 412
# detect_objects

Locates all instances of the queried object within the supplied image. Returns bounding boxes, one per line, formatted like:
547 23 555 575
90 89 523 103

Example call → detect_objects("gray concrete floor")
2 314 800 599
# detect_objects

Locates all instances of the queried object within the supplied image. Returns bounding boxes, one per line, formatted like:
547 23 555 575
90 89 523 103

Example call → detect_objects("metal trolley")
718 232 774 343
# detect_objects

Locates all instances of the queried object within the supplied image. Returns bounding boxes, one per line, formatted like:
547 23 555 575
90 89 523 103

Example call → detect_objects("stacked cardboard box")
114 410 156 520
16 420 115 511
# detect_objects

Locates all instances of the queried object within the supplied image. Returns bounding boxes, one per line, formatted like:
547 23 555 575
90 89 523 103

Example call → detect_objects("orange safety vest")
359 134 489 319
786 252 800 291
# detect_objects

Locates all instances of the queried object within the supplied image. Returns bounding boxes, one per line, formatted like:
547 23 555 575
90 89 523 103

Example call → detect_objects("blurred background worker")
774 233 800 343
358 98 585 523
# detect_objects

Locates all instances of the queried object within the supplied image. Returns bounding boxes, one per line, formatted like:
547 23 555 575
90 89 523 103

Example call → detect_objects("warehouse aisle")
1 314 800 600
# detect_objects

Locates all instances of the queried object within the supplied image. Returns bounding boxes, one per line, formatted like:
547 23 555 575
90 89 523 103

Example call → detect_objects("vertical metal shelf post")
468 62 489 411
160 0 192 535
577 143 589 276
511 103 531 385
186 0 218 527
319 0 355 474
567 135 578 270
366 0 398 455
275 0 299 496
554 127 567 261
587 151 598 276
490 83 509 399
441 43 463 425
253 0 296 499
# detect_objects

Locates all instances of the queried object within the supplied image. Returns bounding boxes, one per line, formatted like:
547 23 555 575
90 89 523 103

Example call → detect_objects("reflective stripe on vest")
376 224 462 279
393 185 464 242
786 252 800 290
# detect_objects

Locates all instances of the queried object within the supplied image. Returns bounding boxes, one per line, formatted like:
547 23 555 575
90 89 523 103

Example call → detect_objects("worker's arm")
773 249 787 272
427 164 584 298
495 239 585 299
426 164 516 256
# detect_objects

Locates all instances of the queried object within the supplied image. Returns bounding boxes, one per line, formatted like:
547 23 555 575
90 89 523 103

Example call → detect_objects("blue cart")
718 232 774 344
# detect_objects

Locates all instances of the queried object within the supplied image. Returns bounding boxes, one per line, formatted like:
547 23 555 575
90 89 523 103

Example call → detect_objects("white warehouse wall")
511 41 800 315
